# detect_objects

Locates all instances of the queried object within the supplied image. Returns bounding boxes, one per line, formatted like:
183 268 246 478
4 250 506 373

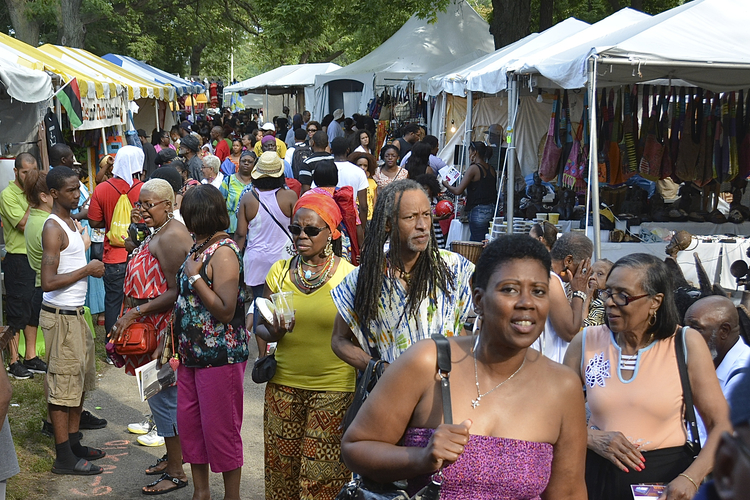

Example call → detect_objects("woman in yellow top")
256 192 356 500
348 151 377 221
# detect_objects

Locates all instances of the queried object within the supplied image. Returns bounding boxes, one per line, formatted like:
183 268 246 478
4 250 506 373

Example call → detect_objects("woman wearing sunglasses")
256 192 356 500
563 254 731 500
110 179 194 494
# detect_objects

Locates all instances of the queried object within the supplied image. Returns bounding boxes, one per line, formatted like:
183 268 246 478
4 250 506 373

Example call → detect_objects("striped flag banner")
55 78 83 128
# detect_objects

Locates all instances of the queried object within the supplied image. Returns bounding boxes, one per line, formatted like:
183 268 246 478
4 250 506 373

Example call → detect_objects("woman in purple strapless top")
341 235 588 499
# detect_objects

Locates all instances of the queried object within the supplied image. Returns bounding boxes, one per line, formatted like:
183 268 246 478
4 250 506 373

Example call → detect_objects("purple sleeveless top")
403 428 553 500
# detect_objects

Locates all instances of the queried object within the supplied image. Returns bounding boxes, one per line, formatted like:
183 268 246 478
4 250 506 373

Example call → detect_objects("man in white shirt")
330 137 368 228
685 295 750 445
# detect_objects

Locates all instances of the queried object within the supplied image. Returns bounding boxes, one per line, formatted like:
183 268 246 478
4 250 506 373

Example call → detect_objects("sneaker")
136 427 164 447
80 410 107 430
41 420 81 440
7 361 33 380
23 356 47 374
128 414 154 435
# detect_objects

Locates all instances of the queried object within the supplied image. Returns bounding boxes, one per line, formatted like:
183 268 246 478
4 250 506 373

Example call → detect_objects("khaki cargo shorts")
40 305 96 407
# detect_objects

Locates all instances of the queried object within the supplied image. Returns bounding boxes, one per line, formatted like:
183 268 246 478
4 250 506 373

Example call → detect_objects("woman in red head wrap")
254 191 357 500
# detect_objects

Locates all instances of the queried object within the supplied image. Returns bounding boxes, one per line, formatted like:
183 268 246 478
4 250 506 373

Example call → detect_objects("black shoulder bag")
251 259 292 384
342 323 386 431
335 334 452 500
675 326 702 456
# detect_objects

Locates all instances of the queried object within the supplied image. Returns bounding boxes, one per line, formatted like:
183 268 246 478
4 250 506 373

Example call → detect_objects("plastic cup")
271 291 294 329
536 213 547 221
548 213 560 224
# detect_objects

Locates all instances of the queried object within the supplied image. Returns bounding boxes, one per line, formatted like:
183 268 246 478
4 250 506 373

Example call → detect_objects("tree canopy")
1 0 681 82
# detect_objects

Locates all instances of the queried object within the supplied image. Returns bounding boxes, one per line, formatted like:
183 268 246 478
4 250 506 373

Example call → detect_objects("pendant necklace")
300 257 325 280
471 350 526 409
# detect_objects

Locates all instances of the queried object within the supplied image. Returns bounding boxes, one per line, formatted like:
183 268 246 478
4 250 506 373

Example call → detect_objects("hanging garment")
639 87 664 181
562 97 588 193
660 87 674 180
597 89 610 184
740 90 750 179
670 88 686 176
728 92 739 181
696 90 714 187
609 88 624 185
620 86 638 180
675 91 702 183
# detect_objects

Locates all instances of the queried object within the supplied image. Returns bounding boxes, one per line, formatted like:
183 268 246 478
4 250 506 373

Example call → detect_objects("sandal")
142 473 189 495
145 454 168 475
52 458 103 476
76 446 106 461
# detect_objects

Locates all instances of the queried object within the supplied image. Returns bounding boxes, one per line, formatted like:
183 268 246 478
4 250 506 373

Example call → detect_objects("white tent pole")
588 56 601 260
155 101 160 131
190 95 196 122
265 89 269 124
464 90 473 172
597 57 750 70
439 92 448 147
427 96 432 131
507 77 518 234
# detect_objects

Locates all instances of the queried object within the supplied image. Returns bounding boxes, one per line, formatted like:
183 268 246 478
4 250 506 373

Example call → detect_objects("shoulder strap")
431 334 453 425
251 189 294 244
675 326 701 453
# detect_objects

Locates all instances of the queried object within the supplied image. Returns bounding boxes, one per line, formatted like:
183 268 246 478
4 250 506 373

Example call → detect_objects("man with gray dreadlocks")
331 180 474 369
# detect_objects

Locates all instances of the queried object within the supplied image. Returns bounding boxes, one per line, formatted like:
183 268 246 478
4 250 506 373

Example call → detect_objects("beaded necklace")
294 254 335 291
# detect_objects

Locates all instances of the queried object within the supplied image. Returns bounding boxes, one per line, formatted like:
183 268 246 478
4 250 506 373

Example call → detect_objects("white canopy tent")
224 63 341 118
0 58 53 150
313 0 494 118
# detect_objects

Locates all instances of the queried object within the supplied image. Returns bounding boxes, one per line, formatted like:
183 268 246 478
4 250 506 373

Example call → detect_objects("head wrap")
294 192 342 239
261 135 276 146
112 145 144 186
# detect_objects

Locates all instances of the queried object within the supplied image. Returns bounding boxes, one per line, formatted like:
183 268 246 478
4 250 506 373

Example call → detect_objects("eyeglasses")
600 290 650 307
723 431 750 461
135 200 168 210
288 224 328 237
307 128 318 133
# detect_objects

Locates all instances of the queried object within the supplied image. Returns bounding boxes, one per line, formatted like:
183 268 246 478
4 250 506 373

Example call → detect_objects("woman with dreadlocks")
331 179 475 368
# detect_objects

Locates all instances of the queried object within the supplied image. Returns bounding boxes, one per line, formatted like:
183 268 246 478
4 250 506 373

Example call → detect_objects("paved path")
46 350 267 499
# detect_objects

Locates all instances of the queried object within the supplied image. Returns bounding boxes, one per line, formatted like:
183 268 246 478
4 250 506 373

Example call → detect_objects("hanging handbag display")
619 86 638 179
609 89 624 184
335 334 453 500
660 87 674 180
675 90 701 183
539 90 563 182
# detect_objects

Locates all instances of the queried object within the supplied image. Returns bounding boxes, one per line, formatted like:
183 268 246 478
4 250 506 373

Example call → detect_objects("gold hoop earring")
648 311 657 326
324 237 333 257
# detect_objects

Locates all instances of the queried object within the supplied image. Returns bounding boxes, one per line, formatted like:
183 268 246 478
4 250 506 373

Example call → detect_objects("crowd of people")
0 106 749 500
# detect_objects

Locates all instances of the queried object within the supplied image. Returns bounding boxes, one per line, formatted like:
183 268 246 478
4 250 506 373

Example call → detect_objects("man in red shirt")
211 126 230 162
87 146 144 336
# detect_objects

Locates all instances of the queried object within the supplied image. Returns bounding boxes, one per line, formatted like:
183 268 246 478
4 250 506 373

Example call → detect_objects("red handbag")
114 321 157 356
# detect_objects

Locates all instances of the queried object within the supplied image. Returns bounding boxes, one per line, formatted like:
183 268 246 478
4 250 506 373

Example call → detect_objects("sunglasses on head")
288 224 327 237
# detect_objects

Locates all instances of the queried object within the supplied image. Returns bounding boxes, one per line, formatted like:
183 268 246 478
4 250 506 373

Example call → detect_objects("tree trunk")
58 0 85 47
190 43 207 76
539 0 554 31
490 0 531 50
5 0 39 45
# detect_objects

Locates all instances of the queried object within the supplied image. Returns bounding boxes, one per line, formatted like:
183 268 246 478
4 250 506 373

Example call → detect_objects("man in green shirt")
0 153 46 379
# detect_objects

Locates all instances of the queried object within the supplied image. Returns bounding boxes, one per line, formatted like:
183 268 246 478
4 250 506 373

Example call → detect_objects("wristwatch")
188 274 203 286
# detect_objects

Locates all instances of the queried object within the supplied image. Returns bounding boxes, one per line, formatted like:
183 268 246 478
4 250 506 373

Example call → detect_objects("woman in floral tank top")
174 184 249 500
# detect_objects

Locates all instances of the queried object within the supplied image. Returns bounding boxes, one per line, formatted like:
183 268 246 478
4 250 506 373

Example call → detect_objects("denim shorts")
147 385 178 437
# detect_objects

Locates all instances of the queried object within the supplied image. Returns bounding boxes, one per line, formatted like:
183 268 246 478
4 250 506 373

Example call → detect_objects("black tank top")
395 138 412 162
466 163 497 211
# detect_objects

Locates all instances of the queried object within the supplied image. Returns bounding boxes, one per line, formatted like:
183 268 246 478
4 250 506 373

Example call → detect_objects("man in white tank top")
40 167 106 476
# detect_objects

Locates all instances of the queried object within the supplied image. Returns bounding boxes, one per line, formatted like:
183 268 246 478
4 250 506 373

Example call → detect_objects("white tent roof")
509 8 651 89
225 63 340 95
413 49 489 94
317 0 494 87
428 17 590 96
594 0 750 91
0 58 52 103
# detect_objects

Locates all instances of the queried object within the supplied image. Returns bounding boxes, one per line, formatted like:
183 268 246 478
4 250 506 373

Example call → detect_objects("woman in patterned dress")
110 178 194 494
175 184 250 500
373 145 408 190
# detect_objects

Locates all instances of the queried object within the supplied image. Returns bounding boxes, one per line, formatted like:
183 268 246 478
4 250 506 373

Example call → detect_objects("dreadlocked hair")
354 179 454 328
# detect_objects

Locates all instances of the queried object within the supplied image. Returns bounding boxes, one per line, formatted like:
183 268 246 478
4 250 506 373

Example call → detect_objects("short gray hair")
550 232 593 264
202 154 220 175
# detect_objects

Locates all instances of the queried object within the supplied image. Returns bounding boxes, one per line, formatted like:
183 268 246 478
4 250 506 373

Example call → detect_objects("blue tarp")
102 53 203 96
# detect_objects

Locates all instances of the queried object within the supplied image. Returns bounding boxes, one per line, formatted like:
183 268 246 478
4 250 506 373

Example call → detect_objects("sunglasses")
288 224 328 237
307 129 318 133
135 200 168 210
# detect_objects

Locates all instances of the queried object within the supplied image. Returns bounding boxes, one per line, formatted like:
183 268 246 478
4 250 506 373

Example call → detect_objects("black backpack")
290 144 313 180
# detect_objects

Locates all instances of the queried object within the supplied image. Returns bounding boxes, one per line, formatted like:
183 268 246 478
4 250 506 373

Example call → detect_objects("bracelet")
678 473 698 491
572 291 588 302
136 305 143 317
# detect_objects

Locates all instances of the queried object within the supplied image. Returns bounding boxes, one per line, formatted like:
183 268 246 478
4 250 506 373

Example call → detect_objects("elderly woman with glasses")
200 154 224 188
563 254 732 500
257 192 356 500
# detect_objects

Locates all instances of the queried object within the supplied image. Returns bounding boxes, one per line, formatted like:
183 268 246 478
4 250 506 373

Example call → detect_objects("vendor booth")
224 63 340 119
313 0 494 119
